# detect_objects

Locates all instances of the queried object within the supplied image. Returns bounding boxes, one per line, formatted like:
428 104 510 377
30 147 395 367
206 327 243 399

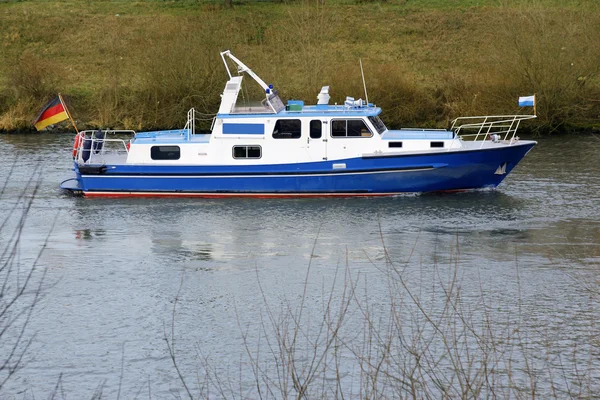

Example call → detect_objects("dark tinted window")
310 120 322 139
232 146 261 159
247 146 261 158
331 119 372 138
151 146 180 160
233 146 247 158
273 119 301 139
331 120 346 137
430 141 444 148
389 142 403 148
368 116 387 134
348 120 371 137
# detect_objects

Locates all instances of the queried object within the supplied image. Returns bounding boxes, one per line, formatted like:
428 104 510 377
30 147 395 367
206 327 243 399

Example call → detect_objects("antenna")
360 58 369 105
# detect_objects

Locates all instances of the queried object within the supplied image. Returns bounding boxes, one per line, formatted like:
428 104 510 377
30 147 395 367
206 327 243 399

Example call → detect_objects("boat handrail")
80 129 136 135
74 129 135 164
450 114 536 126
399 128 447 131
223 103 381 116
180 107 217 135
183 108 195 139
450 114 536 148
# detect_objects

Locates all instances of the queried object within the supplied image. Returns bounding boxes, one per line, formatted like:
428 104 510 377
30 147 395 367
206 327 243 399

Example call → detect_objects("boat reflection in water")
68 188 546 267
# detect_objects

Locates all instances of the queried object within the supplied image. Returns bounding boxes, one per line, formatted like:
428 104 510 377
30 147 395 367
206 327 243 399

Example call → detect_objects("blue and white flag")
518 95 535 107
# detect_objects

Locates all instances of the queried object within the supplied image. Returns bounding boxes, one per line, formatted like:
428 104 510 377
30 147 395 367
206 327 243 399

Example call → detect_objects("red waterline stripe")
83 191 405 199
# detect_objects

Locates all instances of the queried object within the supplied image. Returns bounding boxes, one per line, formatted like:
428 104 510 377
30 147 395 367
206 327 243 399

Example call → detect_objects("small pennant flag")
518 95 536 107
34 96 69 131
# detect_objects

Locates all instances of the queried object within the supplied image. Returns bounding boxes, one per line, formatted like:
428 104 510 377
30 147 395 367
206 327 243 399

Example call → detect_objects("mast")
219 50 281 114
360 59 369 105
220 50 270 92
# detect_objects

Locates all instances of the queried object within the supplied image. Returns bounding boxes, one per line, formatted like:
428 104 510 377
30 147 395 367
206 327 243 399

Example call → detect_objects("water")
0 133 599 398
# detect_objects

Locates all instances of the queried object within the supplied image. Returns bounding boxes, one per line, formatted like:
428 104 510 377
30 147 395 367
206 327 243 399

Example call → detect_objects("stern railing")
74 130 135 164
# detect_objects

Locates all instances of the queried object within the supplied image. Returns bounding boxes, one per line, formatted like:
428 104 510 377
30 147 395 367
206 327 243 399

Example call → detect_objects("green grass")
1 0 599 132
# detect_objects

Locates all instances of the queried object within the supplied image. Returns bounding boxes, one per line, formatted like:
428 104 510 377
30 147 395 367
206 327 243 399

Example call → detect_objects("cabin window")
273 119 301 139
389 142 403 148
368 116 387 134
310 120 322 139
430 141 444 148
331 119 373 138
232 145 262 159
151 146 180 160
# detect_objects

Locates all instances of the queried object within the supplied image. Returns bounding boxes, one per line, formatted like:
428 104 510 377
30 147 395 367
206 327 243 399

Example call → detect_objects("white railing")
182 107 217 135
74 129 136 164
450 114 536 148
400 128 447 131
183 108 195 140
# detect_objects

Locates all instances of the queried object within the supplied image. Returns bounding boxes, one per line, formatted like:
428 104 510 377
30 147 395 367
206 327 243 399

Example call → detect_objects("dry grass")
0 0 599 132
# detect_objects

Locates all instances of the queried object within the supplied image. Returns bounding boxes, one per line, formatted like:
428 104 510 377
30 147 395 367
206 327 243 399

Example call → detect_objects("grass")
0 0 599 132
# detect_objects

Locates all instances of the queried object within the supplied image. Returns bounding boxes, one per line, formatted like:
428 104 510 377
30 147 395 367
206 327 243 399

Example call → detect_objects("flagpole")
58 93 79 133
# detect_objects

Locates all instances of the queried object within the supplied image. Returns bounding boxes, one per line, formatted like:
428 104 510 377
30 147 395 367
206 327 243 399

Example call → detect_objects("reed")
0 162 53 390
165 226 600 399
0 0 599 133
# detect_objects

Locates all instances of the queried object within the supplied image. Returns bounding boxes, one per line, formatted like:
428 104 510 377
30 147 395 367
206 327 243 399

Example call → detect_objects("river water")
0 133 598 398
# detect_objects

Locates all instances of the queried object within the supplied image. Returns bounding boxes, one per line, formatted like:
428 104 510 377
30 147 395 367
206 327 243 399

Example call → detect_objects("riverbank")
0 0 598 133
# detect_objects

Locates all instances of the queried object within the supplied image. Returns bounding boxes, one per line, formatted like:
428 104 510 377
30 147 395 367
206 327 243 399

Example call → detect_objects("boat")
60 50 537 198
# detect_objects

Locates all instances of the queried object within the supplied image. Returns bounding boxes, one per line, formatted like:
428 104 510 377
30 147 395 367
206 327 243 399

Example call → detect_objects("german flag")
34 96 69 131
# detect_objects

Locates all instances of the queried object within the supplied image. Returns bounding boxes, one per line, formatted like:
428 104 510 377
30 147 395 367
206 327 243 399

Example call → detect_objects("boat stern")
59 176 84 196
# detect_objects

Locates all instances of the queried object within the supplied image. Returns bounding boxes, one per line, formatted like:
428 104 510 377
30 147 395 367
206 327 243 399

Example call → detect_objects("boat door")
306 120 328 161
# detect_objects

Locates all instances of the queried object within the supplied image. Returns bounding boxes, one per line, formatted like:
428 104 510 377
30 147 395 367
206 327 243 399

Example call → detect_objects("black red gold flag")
34 96 69 131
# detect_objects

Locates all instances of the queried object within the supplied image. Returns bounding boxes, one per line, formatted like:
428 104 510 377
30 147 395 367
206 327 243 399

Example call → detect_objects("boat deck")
83 152 127 165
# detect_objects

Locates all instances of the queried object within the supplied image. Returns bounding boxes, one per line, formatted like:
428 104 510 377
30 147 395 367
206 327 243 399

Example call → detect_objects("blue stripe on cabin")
223 123 265 135
382 130 454 140
135 129 189 138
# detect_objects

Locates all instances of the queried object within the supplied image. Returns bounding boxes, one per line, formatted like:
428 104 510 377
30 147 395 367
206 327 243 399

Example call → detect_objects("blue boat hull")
63 142 535 197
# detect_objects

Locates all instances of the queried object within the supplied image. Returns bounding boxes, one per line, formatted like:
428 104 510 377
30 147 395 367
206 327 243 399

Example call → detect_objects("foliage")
0 0 599 132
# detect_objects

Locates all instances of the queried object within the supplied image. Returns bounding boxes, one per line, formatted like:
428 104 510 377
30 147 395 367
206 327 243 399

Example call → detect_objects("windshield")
368 116 387 134
268 92 285 113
